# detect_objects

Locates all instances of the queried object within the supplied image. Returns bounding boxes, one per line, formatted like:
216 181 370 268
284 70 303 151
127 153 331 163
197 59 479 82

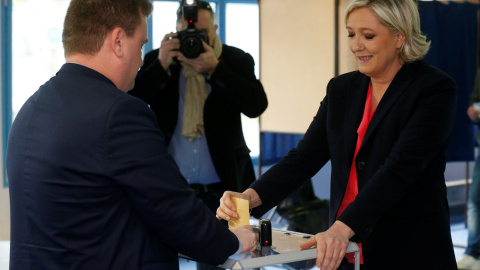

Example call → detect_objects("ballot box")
181 228 360 270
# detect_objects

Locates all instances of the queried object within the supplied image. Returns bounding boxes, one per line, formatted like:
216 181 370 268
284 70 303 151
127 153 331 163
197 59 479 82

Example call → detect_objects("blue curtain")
418 1 479 162
260 132 304 166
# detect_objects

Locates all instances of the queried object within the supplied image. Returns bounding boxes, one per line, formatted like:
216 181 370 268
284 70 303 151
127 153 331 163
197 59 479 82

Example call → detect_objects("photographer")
129 0 267 215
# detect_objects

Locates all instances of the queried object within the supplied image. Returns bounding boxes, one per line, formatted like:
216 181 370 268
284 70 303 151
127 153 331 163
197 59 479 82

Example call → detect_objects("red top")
336 83 375 264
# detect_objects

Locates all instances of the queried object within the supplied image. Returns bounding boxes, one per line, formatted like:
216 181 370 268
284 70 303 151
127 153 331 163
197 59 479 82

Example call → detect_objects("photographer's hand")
177 41 219 75
158 32 180 71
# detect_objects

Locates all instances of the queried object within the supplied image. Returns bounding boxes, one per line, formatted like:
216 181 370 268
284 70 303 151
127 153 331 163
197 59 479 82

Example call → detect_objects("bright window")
225 3 259 78
225 2 260 158
12 0 69 120
4 0 261 184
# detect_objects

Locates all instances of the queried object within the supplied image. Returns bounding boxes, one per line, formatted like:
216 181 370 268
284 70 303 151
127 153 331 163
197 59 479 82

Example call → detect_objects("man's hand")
158 32 180 71
177 41 219 75
300 221 354 270
467 106 480 121
231 225 259 253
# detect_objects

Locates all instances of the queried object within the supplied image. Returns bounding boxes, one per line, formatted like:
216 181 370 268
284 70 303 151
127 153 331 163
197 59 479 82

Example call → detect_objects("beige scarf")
181 33 223 141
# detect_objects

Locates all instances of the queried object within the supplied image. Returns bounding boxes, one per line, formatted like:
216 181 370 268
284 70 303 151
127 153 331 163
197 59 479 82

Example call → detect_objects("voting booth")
182 228 360 270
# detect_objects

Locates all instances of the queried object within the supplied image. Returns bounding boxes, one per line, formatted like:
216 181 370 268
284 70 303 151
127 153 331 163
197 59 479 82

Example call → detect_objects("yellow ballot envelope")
228 197 250 229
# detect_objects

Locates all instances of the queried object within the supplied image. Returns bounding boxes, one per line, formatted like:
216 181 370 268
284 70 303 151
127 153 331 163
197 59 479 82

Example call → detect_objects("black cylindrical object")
259 219 272 246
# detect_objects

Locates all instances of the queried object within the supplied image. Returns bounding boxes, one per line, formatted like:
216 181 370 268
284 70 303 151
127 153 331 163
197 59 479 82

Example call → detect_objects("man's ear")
110 27 126 57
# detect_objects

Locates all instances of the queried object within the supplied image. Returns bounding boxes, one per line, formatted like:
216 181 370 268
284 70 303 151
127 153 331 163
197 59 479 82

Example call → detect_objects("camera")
177 0 206 59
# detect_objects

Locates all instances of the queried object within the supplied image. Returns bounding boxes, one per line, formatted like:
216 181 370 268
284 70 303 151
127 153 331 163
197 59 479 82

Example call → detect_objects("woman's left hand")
300 221 354 270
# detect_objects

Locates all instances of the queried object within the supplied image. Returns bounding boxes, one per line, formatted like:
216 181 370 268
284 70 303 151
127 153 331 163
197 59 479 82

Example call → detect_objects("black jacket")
251 61 458 269
7 63 239 269
130 44 267 191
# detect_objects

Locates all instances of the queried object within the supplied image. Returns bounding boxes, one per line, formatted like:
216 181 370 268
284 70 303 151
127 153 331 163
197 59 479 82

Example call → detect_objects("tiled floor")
0 223 469 270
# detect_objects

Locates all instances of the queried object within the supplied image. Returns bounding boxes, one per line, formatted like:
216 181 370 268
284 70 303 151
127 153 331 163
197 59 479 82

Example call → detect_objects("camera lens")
180 36 202 58
185 37 199 49
177 28 206 59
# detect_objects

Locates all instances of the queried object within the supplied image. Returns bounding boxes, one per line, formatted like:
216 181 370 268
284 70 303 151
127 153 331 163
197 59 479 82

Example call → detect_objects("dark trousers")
190 183 228 226
190 183 228 270
195 189 223 214
340 259 367 270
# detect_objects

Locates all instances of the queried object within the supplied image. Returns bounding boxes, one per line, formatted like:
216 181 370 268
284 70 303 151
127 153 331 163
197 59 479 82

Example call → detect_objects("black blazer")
250 61 458 269
7 63 239 270
130 44 267 191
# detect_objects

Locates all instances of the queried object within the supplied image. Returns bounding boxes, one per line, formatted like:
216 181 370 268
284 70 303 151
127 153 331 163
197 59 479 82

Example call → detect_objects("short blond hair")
345 0 430 63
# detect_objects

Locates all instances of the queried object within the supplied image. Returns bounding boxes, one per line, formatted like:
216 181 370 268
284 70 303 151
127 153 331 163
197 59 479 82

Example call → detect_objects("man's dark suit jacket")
250 61 458 269
7 63 239 270
129 44 267 192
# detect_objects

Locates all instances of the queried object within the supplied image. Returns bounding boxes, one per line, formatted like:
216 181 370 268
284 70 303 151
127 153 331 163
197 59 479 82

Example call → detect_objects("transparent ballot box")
181 228 360 270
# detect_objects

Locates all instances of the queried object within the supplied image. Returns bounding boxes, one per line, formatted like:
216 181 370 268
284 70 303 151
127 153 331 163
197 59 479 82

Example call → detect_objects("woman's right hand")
216 191 250 221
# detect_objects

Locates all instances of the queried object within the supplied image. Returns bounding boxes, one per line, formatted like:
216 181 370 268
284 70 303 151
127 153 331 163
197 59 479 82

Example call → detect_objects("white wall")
259 1 358 134
0 189 9 241
259 0 335 134
0 7 11 241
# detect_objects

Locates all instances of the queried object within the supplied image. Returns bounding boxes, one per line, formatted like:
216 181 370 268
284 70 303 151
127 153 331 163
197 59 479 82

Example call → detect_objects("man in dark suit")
129 0 268 214
6 0 257 269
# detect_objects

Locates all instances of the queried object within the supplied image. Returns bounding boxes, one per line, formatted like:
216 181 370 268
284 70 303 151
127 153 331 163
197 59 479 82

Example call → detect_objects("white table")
182 228 360 270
